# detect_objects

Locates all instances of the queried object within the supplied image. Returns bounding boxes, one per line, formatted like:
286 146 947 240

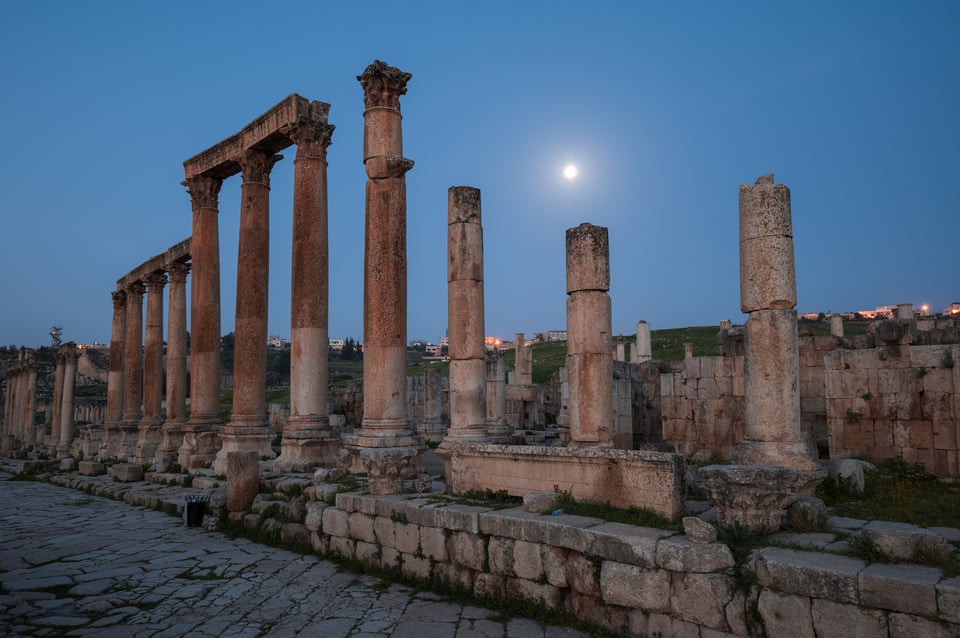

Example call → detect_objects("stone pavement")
0 474 591 638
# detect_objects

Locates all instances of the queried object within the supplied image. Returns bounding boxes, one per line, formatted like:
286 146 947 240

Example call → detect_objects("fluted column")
566 223 613 447
180 175 223 469
134 270 166 462
214 148 282 475
439 186 488 453
157 261 189 468
347 60 420 450
278 103 336 469
58 344 79 456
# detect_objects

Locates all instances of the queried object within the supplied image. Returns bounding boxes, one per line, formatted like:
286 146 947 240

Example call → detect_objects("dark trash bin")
184 496 207 527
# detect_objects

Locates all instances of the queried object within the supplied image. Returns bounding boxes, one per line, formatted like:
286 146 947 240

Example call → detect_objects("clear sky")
1 1 957 349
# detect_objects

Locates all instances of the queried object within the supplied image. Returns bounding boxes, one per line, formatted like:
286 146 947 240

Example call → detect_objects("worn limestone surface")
0 473 588 638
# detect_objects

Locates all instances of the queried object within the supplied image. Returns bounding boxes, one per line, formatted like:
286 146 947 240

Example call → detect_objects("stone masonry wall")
302 492 960 637
662 339 960 478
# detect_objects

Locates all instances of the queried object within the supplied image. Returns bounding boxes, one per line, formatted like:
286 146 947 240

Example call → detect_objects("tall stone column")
440 186 488 454
180 175 223 469
633 320 652 363
115 280 145 459
214 148 282 475
58 344 79 457
732 174 817 470
49 352 66 454
135 270 166 462
278 103 337 470
12 357 25 444
485 349 510 442
103 290 126 450
566 223 613 447
615 336 626 362
343 60 422 489
23 354 38 449
157 261 189 469
830 314 844 338
512 334 525 385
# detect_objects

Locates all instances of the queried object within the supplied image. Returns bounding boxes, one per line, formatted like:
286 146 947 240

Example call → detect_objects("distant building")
546 330 567 341
946 302 960 316
425 344 441 357
439 336 449 347
856 305 896 319
329 339 345 353
267 335 288 349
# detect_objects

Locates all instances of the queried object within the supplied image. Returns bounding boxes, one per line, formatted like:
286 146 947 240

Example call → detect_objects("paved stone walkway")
0 474 591 638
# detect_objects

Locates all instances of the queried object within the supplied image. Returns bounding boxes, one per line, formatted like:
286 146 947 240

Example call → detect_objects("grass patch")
818 457 960 527
425 489 522 511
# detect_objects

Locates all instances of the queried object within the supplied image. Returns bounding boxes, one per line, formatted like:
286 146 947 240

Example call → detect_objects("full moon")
563 164 578 180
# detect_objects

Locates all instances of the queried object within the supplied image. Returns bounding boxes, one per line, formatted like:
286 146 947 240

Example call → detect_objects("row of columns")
1 344 79 457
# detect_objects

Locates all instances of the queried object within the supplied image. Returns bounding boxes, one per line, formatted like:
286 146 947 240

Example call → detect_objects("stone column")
58 344 78 457
732 174 817 470
157 261 189 470
135 270 166 462
485 349 510 442
684 343 694 359
348 60 420 449
634 320 652 363
342 60 421 488
830 314 844 338
49 351 65 454
278 103 337 470
180 175 223 469
512 333 525 385
117 280 145 459
103 289 126 457
615 336 626 362
23 354 38 449
417 368 446 440
440 186 488 452
12 358 25 444
565 223 613 447
896 303 914 320
214 148 282 475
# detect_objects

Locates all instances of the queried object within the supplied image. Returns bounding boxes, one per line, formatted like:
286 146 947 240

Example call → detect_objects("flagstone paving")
0 473 589 638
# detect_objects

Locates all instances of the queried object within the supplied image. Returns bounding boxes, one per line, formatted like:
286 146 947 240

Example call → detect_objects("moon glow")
563 164 578 180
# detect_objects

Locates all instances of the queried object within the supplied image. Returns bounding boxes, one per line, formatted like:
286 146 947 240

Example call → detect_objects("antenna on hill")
50 326 62 348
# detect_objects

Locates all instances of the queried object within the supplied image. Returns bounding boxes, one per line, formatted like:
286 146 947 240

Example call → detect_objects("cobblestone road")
0 474 590 638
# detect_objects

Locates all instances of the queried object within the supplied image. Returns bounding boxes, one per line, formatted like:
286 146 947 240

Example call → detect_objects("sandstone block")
304 501 328 532
542 545 568 588
401 553 432 580
321 507 350 537
739 233 796 312
656 536 734 572
380 546 400 570
810 598 888 638
433 562 474 591
348 512 377 544
936 576 960 624
225 451 259 512
280 523 310 549
599 561 670 612
487 536 515 576
682 516 718 544
670 572 733 630
583 522 673 567
565 551 601 596
419 526 448 561
59 458 77 472
522 490 561 513
859 562 940 615
862 520 951 562
110 463 144 482
512 540 543 581
641 612 702 638
757 589 813 638
887 612 955 638
373 516 396 548
473 572 505 599
79 460 106 475
752 547 863 603
448 530 486 571
355 540 379 563
328 535 355 559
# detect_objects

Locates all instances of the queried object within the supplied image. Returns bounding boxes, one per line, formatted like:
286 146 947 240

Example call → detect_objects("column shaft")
157 260 190 468
105 290 126 425
135 271 166 462
59 345 78 455
50 355 65 451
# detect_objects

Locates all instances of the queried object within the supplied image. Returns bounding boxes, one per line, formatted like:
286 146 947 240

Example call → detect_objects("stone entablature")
116 238 190 291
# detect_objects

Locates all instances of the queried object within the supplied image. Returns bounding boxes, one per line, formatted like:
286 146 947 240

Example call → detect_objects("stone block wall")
823 344 960 477
303 493 960 637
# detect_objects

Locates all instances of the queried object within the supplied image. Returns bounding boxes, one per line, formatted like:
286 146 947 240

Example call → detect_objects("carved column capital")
167 260 191 283
143 270 167 291
240 149 283 187
182 175 223 209
358 60 412 110
127 281 146 298
284 116 335 162
112 289 127 310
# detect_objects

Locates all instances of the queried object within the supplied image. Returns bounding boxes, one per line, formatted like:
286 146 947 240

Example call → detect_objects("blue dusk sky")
1 1 957 349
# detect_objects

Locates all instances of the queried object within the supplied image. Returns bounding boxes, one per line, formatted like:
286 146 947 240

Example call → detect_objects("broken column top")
566 223 610 294
448 186 481 225
358 60 412 110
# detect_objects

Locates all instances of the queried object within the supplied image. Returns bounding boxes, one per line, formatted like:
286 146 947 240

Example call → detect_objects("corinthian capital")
167 260 191 283
357 60 412 110
127 281 146 298
284 115 335 161
240 149 283 186
183 175 223 210
144 270 168 291
112 289 127 310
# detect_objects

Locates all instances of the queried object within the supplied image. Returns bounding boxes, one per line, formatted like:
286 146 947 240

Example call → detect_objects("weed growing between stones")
552 490 681 532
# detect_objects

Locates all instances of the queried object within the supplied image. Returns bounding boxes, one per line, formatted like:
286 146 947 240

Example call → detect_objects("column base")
730 437 819 473
154 419 187 471
214 429 276 476
132 418 164 464
340 429 425 474
484 422 513 444
275 435 341 471
178 418 223 470
416 416 448 443
699 464 827 534
358 447 422 495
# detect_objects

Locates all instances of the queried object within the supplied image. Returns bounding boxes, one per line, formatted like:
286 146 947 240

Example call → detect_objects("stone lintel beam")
183 94 329 181
117 238 191 290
